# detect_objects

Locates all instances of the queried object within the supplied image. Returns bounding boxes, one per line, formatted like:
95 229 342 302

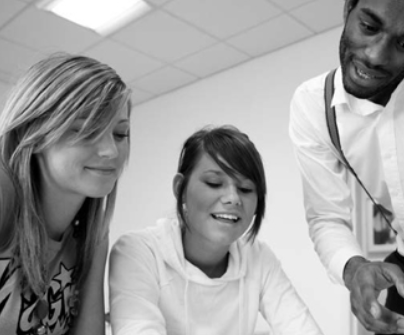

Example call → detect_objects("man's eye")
360 21 378 33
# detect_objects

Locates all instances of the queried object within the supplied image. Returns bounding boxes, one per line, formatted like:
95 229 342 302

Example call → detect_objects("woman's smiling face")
180 152 258 249
35 104 130 202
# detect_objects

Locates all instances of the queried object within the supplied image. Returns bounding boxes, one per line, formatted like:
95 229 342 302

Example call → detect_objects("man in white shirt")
289 0 404 333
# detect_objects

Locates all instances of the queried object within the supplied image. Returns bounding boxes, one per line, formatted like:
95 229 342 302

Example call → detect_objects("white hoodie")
109 218 324 335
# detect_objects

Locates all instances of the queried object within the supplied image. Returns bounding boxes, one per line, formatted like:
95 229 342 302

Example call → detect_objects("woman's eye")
114 133 129 141
239 187 253 194
206 182 221 188
68 128 81 135
65 128 84 141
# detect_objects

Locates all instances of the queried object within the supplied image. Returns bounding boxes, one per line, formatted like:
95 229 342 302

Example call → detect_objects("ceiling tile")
0 0 27 28
269 0 315 11
175 43 249 78
0 38 45 81
290 0 344 32
112 11 216 62
130 86 155 106
85 39 163 83
132 66 197 95
0 6 102 53
0 0 348 103
228 14 313 57
165 0 281 39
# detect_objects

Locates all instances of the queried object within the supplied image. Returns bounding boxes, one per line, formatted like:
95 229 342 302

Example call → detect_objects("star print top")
0 226 79 335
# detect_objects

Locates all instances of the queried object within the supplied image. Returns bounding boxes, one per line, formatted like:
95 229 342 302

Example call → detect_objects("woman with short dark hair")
109 125 323 335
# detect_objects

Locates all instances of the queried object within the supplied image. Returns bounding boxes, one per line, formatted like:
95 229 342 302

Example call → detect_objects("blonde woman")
0 53 131 335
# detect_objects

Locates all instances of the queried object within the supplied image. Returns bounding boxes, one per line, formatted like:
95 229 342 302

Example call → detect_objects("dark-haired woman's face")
182 153 257 250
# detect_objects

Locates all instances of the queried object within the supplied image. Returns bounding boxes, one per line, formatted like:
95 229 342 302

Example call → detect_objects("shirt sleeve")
258 243 324 335
289 81 363 284
109 233 167 335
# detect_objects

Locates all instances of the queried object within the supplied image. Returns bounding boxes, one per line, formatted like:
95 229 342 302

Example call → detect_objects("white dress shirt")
289 67 404 284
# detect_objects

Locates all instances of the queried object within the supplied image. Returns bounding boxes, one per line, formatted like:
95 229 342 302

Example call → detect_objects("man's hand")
344 256 404 333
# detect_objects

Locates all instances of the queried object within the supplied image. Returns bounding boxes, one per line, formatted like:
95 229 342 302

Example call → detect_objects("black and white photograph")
1 1 404 335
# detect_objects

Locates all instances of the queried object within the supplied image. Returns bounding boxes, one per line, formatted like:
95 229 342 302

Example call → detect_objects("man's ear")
172 173 184 200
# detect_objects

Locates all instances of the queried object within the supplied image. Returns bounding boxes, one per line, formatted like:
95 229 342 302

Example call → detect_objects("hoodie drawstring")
184 278 189 335
238 277 244 335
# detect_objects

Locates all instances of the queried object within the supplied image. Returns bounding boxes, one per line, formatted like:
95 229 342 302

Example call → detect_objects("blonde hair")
0 53 131 296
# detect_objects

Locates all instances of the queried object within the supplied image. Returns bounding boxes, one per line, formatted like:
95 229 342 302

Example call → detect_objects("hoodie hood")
149 217 249 335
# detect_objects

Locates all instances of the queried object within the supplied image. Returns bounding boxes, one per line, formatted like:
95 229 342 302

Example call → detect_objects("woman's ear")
172 173 184 200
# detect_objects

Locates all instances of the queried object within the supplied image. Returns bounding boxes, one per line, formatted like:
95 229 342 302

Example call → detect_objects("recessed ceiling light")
36 0 151 36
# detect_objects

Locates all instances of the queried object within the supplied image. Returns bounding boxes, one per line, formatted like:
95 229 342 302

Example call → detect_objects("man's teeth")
357 68 375 79
213 214 239 222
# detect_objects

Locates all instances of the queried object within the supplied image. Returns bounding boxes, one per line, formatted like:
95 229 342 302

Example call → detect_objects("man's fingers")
395 280 404 298
348 261 404 333
393 312 404 334
397 317 404 329
370 301 381 319
361 284 379 315
351 292 385 332
381 264 404 295
359 287 404 333
365 305 404 334
397 317 404 333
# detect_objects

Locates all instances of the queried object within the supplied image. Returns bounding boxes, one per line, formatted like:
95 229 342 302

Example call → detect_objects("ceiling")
0 0 343 106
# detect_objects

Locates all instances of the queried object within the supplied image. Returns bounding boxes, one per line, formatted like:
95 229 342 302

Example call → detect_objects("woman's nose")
222 185 241 206
97 134 119 159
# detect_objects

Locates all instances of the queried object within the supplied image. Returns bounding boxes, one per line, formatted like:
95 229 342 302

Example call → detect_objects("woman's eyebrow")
203 169 223 175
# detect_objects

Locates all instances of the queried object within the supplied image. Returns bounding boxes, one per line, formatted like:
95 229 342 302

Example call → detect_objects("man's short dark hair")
344 0 360 21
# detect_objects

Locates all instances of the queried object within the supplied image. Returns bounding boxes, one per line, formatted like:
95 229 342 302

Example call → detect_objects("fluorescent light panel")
37 0 151 36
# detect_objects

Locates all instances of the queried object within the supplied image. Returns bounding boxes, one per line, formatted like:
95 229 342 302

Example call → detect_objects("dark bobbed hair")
175 125 266 242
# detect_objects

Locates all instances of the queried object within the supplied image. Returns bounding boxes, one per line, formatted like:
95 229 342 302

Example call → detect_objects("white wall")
0 81 10 111
109 26 352 335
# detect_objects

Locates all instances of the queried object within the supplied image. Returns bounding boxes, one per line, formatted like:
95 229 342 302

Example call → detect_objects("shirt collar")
332 67 384 116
